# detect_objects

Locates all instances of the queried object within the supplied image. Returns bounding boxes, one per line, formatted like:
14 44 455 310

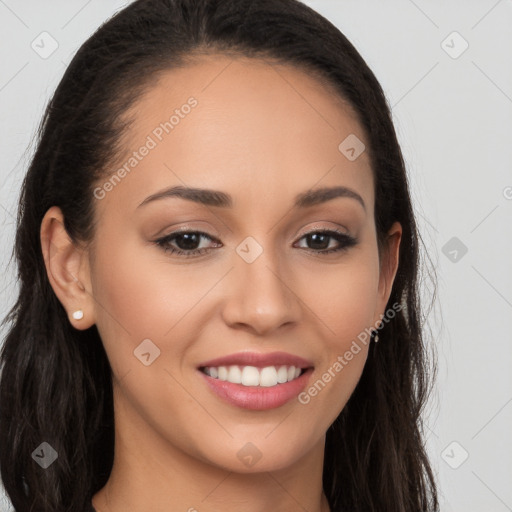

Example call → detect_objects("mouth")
197 351 314 410
199 364 307 387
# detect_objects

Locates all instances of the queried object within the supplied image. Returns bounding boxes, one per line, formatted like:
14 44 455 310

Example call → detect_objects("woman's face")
79 56 401 472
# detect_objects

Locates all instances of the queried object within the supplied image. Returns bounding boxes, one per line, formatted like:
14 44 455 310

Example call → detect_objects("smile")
200 365 304 387
197 351 314 410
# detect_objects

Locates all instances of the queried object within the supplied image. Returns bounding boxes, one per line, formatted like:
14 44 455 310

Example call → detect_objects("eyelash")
154 228 358 258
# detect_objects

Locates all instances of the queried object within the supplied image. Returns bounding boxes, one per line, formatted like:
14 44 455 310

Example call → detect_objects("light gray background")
1 1 511 511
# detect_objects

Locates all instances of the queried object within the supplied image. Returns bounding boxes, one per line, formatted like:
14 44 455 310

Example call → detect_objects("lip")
197 351 315 411
199 367 314 410
198 351 313 369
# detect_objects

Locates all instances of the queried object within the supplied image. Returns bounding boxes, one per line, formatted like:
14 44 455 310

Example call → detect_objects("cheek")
311 259 379 345
297 261 377 416
92 232 187 329
90 239 183 372
90 234 227 381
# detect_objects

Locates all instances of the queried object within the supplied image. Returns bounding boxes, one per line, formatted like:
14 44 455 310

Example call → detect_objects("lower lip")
199 368 313 410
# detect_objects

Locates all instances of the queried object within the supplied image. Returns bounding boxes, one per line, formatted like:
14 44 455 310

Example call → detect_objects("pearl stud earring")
72 310 84 320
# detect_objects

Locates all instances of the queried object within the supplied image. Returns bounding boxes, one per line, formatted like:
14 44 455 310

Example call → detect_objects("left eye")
154 229 357 258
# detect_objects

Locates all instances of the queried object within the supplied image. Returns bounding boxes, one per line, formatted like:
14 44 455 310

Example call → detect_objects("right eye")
154 231 222 258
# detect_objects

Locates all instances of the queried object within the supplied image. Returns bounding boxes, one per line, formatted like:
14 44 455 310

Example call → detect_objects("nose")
221 243 302 336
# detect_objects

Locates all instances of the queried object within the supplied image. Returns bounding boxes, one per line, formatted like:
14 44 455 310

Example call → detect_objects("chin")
199 431 320 474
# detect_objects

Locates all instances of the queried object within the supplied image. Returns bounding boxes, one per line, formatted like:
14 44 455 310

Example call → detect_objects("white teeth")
227 365 242 384
276 365 288 383
202 364 304 387
241 366 260 386
260 366 278 387
218 366 228 381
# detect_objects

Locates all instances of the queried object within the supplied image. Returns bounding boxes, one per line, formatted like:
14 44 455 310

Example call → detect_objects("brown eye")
155 231 221 258
295 229 358 254
154 228 357 259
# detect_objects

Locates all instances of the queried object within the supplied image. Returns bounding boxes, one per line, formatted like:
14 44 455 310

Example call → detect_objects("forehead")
129 54 363 138
96 54 373 215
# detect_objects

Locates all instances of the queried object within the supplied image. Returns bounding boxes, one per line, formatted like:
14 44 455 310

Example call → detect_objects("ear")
40 206 95 330
373 221 402 326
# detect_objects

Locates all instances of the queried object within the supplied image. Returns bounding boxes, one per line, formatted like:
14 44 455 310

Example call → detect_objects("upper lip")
198 351 314 369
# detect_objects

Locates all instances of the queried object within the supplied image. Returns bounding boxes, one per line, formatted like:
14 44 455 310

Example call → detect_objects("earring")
372 329 379 343
72 310 84 320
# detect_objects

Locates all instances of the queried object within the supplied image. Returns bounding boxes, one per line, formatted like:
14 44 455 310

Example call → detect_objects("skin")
40 55 401 512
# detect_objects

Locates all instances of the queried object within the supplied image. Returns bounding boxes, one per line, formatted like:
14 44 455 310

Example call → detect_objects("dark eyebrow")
137 185 366 212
